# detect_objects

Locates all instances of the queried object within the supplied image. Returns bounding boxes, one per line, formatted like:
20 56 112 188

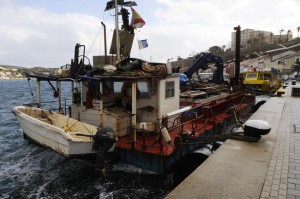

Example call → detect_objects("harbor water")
0 79 170 199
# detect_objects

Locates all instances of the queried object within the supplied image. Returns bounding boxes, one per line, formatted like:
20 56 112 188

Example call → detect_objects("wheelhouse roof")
26 73 180 82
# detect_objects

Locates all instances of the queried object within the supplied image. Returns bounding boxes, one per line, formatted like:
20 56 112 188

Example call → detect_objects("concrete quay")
166 81 300 199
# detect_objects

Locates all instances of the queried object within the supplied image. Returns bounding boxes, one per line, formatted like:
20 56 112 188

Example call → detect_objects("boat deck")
166 80 300 198
116 98 251 156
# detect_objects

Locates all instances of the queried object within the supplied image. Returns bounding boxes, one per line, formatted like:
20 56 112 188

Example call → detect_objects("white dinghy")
12 106 105 156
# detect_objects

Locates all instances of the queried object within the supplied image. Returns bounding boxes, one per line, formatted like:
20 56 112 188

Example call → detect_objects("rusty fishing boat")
12 1 255 175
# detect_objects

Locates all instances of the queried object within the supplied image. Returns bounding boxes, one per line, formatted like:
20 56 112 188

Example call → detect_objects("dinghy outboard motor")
93 127 118 175
243 120 271 138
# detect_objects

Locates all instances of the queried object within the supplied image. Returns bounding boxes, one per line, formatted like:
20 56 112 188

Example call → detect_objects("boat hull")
116 94 254 174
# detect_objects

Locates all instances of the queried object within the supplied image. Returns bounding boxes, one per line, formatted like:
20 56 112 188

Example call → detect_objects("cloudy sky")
1 0 300 67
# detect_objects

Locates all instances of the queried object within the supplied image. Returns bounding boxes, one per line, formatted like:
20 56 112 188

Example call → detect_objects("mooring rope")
180 131 260 145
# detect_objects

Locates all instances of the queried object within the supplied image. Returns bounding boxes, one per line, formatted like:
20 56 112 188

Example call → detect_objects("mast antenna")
114 0 121 64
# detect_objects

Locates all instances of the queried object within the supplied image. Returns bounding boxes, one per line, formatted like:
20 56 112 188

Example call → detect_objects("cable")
27 78 36 102
87 28 102 56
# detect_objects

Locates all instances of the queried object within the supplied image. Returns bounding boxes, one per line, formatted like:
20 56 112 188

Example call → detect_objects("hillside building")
231 29 293 51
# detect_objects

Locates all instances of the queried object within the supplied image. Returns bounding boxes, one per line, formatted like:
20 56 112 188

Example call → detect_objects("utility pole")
234 25 241 91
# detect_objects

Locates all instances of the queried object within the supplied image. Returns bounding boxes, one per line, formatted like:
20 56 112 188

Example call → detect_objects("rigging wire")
27 78 37 103
135 33 143 60
87 11 110 57
87 28 102 56
135 30 147 60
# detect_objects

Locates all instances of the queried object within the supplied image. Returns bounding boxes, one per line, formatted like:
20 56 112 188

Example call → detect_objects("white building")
231 29 292 51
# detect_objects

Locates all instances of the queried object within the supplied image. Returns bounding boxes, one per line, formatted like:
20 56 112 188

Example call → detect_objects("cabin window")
114 82 122 93
138 82 151 98
246 73 257 79
264 74 272 80
115 81 151 99
165 81 175 99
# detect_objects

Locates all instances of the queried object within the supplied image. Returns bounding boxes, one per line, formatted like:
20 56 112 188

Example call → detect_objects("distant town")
0 65 59 79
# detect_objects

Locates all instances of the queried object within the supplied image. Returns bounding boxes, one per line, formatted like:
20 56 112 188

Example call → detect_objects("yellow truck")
241 70 282 94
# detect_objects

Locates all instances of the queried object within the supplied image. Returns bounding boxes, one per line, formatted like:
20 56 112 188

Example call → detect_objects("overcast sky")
1 0 300 67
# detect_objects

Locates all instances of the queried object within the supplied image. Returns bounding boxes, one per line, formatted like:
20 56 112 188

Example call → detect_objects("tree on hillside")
297 26 300 38
286 30 292 41
208 46 223 54
279 29 284 42
291 60 300 74
221 45 226 52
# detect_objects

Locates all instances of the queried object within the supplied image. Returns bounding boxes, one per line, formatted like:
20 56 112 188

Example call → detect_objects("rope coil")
142 62 167 76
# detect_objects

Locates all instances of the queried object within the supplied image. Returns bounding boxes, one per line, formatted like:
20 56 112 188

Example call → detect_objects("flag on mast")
131 7 145 28
138 39 148 49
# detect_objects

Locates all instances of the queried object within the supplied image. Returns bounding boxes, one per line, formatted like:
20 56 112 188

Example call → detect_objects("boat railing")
23 98 73 116
163 91 252 139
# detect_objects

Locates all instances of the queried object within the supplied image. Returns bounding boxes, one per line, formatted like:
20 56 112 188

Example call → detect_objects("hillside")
0 65 27 70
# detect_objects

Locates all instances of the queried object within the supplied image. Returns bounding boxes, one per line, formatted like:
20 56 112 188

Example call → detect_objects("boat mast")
114 0 121 63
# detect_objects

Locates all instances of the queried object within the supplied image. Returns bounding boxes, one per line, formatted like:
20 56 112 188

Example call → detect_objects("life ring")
258 68 263 72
